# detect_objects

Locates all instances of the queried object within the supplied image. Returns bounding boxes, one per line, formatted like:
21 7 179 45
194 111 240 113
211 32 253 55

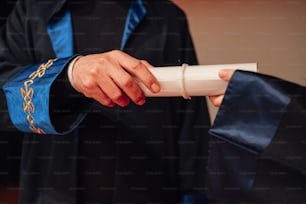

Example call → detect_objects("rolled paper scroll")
136 63 257 99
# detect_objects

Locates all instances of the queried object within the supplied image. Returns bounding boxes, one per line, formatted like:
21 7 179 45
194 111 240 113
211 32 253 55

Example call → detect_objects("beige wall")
173 0 306 121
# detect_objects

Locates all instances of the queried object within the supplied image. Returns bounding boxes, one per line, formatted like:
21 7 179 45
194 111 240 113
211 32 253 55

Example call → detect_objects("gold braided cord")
20 58 57 134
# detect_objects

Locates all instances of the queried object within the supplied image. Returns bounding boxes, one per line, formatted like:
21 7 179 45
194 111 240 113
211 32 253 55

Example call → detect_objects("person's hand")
71 50 160 107
208 69 235 107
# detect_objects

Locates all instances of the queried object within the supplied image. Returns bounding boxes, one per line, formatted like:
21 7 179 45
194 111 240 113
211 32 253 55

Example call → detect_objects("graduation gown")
0 0 210 203
0 0 22 189
207 70 306 203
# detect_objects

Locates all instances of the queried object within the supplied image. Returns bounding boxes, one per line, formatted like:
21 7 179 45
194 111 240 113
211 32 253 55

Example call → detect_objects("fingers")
208 95 224 108
218 69 235 82
96 76 131 107
209 69 235 107
81 76 131 107
71 50 160 107
140 60 153 69
112 51 160 93
89 88 116 107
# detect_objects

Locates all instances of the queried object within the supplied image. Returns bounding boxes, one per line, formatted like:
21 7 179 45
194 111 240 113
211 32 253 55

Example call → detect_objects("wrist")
67 56 82 92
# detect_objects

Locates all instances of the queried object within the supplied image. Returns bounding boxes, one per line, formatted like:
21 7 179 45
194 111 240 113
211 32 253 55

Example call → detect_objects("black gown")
0 0 22 192
0 0 211 203
207 70 306 203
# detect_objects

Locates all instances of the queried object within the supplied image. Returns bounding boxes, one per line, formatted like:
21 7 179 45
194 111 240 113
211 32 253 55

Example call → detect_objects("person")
207 69 306 203
0 0 211 203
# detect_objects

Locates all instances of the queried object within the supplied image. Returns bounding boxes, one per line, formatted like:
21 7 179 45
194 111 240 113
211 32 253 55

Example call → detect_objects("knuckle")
88 67 100 77
131 61 142 70
82 80 95 91
96 57 107 66
140 60 149 65
110 91 123 101
110 50 122 56
121 77 134 89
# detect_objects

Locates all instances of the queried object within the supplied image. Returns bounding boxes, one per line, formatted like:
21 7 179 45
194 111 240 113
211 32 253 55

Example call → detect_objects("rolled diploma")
136 63 257 98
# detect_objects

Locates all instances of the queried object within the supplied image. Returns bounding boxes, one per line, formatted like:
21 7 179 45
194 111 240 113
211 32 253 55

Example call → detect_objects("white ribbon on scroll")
136 63 257 99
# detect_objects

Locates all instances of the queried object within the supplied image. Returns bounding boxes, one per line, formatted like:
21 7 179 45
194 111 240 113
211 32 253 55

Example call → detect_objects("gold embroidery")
20 59 57 134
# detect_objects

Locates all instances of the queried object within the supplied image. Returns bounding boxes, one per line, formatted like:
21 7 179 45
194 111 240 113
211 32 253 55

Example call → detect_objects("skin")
71 50 161 107
209 69 235 107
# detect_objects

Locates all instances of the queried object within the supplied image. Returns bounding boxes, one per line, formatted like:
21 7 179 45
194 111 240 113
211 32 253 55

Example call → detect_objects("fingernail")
137 98 146 106
219 70 228 78
151 83 160 93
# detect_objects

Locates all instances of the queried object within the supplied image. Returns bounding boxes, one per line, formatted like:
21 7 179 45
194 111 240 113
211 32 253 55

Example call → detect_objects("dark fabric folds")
207 70 306 203
0 0 211 203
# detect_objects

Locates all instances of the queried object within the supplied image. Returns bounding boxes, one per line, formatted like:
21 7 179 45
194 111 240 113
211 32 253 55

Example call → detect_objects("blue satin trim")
209 71 291 154
120 0 146 50
47 1 145 52
2 56 79 135
47 10 74 58
182 192 208 204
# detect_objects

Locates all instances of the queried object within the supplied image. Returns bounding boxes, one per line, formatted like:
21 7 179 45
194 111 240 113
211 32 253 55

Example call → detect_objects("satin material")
210 71 291 154
1 1 210 204
3 1 147 135
207 136 257 200
47 10 74 58
207 70 299 201
2 56 84 135
120 0 146 50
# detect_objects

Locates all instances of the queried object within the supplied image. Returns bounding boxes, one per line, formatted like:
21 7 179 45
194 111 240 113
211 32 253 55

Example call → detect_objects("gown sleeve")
2 56 91 135
0 1 91 134
207 70 306 203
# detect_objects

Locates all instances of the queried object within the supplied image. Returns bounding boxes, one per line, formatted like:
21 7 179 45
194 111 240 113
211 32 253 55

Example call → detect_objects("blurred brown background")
173 0 306 120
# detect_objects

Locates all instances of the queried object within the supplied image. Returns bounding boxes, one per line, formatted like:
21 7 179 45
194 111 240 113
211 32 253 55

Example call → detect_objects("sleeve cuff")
209 71 293 154
2 55 84 135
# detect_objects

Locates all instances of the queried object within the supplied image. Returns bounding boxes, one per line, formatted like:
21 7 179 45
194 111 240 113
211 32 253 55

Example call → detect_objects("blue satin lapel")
47 10 74 58
120 0 147 50
47 1 146 54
